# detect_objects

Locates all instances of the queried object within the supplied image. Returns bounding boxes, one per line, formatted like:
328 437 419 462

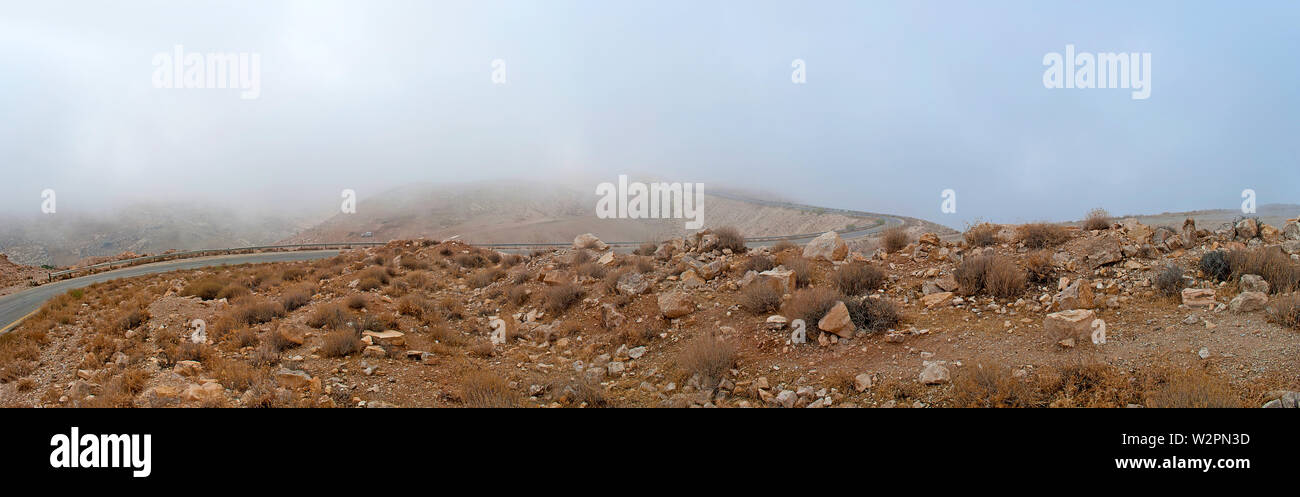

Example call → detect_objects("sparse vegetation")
1228 248 1300 293
1199 250 1231 282
676 332 737 388
1082 208 1111 231
964 223 1001 248
461 371 516 408
713 226 747 253
832 262 885 296
1154 263 1186 297
543 283 585 314
954 254 1025 298
783 287 841 323
1017 223 1070 249
844 296 901 332
320 329 362 358
881 226 909 253
1023 250 1056 285
740 283 783 314
1266 294 1300 329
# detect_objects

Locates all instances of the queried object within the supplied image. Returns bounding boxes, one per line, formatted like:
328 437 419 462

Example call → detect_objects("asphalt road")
0 250 340 335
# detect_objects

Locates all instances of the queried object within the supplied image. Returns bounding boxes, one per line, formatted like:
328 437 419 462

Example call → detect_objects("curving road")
0 250 341 335
0 199 905 336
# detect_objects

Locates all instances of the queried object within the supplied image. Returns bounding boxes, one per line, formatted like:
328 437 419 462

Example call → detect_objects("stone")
802 231 848 261
934 275 958 292
362 345 387 358
1052 279 1095 310
921 292 954 309
1044 309 1096 343
1283 221 1300 241
1235 218 1258 239
918 232 941 246
597 251 615 265
775 390 797 408
601 303 626 329
1082 237 1123 269
182 382 224 403
606 361 626 375
680 269 705 288
173 360 203 377
854 373 873 392
275 369 313 389
1198 347 1210 359
697 260 724 280
658 291 695 318
67 380 94 400
1229 292 1267 312
919 362 950 385
1240 274 1270 293
817 301 854 338
764 315 788 331
616 271 650 295
541 270 572 286
627 346 647 360
573 233 608 251
275 326 307 346
362 330 405 346
758 268 796 293
1283 240 1300 255
1181 288 1216 308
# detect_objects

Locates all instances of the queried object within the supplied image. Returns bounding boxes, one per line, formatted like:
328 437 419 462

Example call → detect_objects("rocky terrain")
2 213 1299 408
0 254 46 298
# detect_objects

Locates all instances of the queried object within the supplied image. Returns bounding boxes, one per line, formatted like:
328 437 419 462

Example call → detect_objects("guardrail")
43 219 896 283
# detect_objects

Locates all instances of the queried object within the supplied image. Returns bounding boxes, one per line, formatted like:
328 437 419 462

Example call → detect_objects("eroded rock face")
658 291 695 318
1044 309 1096 343
1181 288 1216 308
802 231 847 261
1235 218 1258 240
1283 220 1300 241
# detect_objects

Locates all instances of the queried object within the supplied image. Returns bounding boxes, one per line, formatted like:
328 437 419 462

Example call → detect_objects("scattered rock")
802 231 848 261
919 362 950 385
817 301 854 339
658 291 695 318
1229 292 1267 313
1181 288 1216 308
1044 308 1096 344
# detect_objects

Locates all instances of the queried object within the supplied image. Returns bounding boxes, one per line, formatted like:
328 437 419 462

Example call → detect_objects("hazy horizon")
2 1 1297 230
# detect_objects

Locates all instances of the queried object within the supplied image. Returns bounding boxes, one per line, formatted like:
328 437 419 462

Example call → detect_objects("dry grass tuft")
1227 248 1300 294
713 226 747 253
676 332 737 388
881 226 909 253
320 329 362 357
1082 208 1112 231
844 296 902 332
231 299 285 325
1017 223 1070 249
950 365 1043 408
832 262 885 296
1154 263 1186 297
306 303 351 330
543 283 585 314
1266 294 1300 329
740 283 783 315
954 254 1025 298
782 287 841 324
964 223 1001 248
1023 250 1056 285
461 371 516 408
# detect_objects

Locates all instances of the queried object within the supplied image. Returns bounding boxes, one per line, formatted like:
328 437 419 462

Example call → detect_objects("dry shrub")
676 332 737 388
320 329 362 357
232 299 285 325
264 328 296 352
461 371 516 408
950 365 1043 408
208 356 257 391
427 325 466 347
633 242 657 256
279 288 311 312
216 284 251 302
634 256 655 273
964 223 1001 248
397 295 430 317
1035 362 1138 407
344 294 368 310
844 296 901 332
832 262 885 296
1017 223 1070 249
783 256 813 288
229 328 259 349
742 254 775 273
740 283 783 315
1146 369 1243 408
507 285 530 306
543 283 585 314
1228 248 1300 293
1266 294 1300 329
181 278 225 300
404 271 431 290
115 307 150 332
1024 250 1056 285
713 226 747 253
771 240 799 253
356 276 383 291
881 226 909 253
599 269 628 295
280 267 307 281
1082 208 1112 231
553 377 608 407
437 297 465 320
469 267 506 288
306 303 351 329
1199 250 1232 282
399 255 430 271
1154 263 1186 297
954 254 1025 298
782 287 841 324
575 262 606 280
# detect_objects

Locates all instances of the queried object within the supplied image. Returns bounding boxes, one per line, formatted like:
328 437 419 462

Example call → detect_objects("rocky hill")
3 215 1299 408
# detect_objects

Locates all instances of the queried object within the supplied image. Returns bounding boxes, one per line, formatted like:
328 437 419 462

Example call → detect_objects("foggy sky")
1 0 1297 228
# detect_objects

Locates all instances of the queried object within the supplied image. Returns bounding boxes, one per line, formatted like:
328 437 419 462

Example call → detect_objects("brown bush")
832 262 885 296
180 278 225 300
881 226 909 253
1146 369 1243 408
633 242 657 256
208 356 257 391
675 332 737 388
964 223 1001 248
306 303 351 330
783 256 812 288
469 267 506 288
399 255 430 270
575 262 606 280
232 299 285 325
844 296 902 332
1017 223 1070 249
771 240 799 253
279 289 311 312
1024 250 1056 285
634 256 655 273
1082 208 1112 231
740 283 783 315
320 329 362 358
397 295 430 317
1154 264 1186 297
461 371 516 408
216 284 251 302
356 276 384 291
742 254 775 273
1266 294 1300 329
950 365 1043 408
507 285 530 306
713 226 747 253
782 287 841 323
553 378 607 407
344 294 368 310
543 283 585 314
115 307 150 332
1227 248 1300 293
955 254 1025 298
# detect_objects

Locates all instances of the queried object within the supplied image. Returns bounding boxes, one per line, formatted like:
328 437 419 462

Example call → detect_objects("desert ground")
2 209 1299 408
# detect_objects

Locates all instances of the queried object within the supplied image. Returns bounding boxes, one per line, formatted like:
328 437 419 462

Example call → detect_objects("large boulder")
1044 309 1096 343
758 268 796 293
657 291 695 318
921 292 954 309
541 270 572 286
1052 279 1095 311
1082 237 1123 269
1240 274 1270 294
1283 221 1300 241
1230 292 1268 313
1235 218 1258 240
802 231 847 261
1283 240 1300 255
573 233 608 251
817 301 854 338
616 272 651 295
1181 288 1216 308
